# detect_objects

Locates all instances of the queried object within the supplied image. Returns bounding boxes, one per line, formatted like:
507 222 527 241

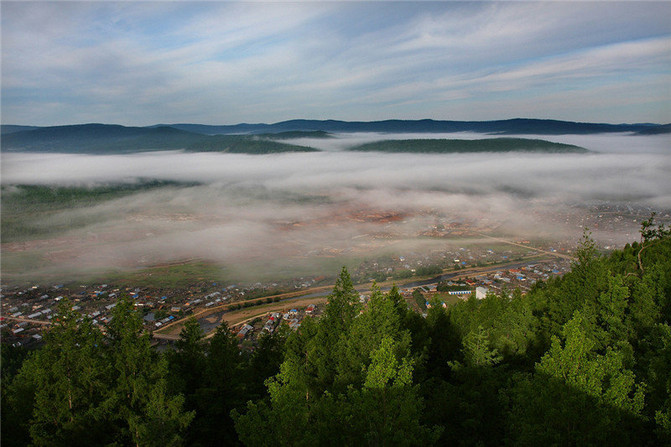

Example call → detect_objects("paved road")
300 256 554 297
152 255 563 340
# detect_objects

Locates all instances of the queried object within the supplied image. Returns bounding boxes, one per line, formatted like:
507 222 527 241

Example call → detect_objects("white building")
476 287 489 300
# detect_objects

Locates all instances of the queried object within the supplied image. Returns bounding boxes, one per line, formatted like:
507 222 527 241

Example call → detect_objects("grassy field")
95 261 230 288
431 292 470 307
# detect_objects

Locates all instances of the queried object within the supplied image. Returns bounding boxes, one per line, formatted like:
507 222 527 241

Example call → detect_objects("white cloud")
2 2 670 124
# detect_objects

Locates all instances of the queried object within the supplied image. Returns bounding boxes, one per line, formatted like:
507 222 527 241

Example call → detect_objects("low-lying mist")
2 132 669 283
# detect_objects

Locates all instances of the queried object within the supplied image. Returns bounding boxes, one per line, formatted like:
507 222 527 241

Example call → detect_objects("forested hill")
2 220 671 446
2 118 669 154
0 125 39 135
0 124 318 154
349 138 588 153
2 123 591 154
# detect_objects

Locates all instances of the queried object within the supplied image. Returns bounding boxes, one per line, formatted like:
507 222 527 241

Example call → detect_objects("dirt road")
476 233 576 261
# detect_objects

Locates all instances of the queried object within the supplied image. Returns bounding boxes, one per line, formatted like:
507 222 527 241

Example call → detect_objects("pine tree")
344 336 441 446
169 318 206 403
308 266 361 393
507 311 646 445
103 296 193 446
13 301 108 446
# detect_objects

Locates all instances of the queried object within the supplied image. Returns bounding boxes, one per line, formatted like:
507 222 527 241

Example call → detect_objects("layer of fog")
2 132 669 282
4 149 670 207
282 131 671 154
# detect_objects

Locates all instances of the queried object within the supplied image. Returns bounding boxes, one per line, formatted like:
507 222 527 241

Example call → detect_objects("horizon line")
2 117 668 128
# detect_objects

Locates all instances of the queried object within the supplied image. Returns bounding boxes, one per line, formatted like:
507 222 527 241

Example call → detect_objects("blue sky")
2 1 670 126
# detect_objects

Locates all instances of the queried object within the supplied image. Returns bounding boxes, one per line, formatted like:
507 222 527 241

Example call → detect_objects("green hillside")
349 137 589 153
257 130 333 139
185 135 317 153
1 124 319 154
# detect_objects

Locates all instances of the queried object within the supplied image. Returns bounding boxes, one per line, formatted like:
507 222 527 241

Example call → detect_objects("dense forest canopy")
2 123 592 155
348 138 588 153
2 218 671 446
6 117 669 154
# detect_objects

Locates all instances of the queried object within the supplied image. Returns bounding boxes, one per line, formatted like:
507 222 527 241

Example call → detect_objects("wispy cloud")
2 2 670 125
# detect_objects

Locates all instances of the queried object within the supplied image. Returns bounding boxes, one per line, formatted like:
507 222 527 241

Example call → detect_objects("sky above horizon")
2 1 670 126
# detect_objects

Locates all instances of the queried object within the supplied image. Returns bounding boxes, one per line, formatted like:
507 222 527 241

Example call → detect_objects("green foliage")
306 267 361 392
640 212 671 243
349 138 588 154
1 343 29 385
247 330 289 400
186 135 317 154
415 265 442 276
17 301 108 446
458 325 503 368
507 311 647 445
234 270 440 445
182 323 248 446
4 230 671 446
168 318 206 411
423 306 461 378
1 123 319 154
529 231 610 344
638 323 671 443
412 288 426 310
393 269 414 279
324 266 361 331
344 335 442 445
2 296 193 446
364 336 414 389
103 296 194 445
447 291 538 364
436 281 474 293
257 130 333 140
336 284 412 388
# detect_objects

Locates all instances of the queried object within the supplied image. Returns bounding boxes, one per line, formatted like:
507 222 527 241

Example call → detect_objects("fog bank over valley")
2 132 669 282
282 132 670 154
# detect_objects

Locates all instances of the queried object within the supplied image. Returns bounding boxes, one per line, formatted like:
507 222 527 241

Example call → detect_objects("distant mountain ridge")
0 124 318 154
160 118 668 135
0 125 41 134
1 118 667 154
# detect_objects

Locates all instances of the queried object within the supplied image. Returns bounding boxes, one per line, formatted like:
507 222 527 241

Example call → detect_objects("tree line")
2 218 671 446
